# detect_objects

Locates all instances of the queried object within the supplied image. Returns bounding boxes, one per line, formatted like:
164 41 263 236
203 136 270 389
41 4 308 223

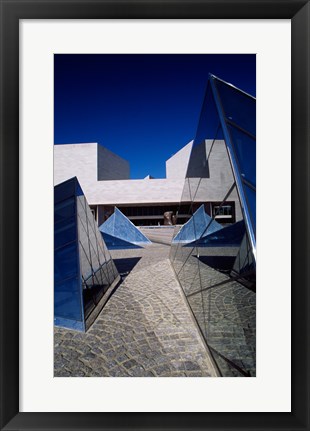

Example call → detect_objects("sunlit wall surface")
54 177 120 332
170 75 256 377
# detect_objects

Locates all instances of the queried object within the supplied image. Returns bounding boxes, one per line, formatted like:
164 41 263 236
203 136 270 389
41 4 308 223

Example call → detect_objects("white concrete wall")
54 140 242 220
54 142 129 187
81 178 185 206
54 143 185 205
54 143 98 187
166 141 193 178
180 140 242 221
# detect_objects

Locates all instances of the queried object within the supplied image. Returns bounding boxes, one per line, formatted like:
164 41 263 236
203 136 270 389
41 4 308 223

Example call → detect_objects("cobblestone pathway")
54 244 218 377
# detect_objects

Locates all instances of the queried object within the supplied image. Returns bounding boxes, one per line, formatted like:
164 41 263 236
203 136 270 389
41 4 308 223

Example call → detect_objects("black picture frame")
0 1 309 430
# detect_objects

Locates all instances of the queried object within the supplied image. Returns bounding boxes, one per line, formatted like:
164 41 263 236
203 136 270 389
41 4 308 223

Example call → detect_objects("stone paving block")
153 364 172 376
54 244 218 377
128 365 146 376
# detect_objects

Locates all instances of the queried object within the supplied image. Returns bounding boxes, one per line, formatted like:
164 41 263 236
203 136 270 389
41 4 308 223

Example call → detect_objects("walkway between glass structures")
169 74 256 376
54 75 256 377
55 243 219 377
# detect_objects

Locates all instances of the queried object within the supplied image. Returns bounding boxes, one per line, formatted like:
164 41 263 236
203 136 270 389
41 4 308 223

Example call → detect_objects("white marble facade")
54 141 241 222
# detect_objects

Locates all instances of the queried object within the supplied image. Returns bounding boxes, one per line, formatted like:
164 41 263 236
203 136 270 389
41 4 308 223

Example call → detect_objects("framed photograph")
0 0 309 430
52 53 257 379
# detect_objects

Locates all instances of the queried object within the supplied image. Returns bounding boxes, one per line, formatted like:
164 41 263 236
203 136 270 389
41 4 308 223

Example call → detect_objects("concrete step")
139 226 181 245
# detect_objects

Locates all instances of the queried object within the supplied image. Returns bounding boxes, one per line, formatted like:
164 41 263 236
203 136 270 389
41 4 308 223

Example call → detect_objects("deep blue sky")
54 54 255 179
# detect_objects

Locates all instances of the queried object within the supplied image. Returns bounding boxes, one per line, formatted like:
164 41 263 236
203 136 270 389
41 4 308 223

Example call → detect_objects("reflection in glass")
214 78 256 136
54 242 79 284
54 216 76 250
227 125 256 187
170 74 256 376
54 177 120 332
54 277 83 322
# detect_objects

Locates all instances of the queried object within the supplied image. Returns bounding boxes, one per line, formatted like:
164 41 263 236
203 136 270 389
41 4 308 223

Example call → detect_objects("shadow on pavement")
113 257 142 276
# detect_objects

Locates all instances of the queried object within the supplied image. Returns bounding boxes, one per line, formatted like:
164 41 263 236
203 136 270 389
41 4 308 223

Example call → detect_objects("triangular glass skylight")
54 177 120 332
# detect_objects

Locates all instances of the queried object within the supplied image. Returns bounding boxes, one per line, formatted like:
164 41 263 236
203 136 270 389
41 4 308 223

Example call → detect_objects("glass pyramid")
172 204 222 243
54 177 120 332
189 220 245 248
170 74 256 377
99 207 152 250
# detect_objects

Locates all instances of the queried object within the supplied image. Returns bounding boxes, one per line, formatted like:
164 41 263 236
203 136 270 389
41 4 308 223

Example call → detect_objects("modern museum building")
54 138 242 228
54 74 256 377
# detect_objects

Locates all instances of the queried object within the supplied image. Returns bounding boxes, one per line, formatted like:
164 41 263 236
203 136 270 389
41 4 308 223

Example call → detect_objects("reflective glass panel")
214 78 256 136
78 242 92 282
170 74 256 376
54 276 83 322
54 241 79 285
54 197 75 223
54 216 76 249
227 125 256 188
202 280 256 376
187 292 206 337
54 177 120 332
194 81 224 144
54 177 76 203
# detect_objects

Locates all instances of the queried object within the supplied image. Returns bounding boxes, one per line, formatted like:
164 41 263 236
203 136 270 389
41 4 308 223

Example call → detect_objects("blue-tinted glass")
169 74 256 376
76 181 84 197
214 79 256 136
227 125 256 187
244 183 256 235
54 176 120 332
194 82 223 144
54 241 79 284
54 216 76 249
54 177 76 203
55 197 75 223
99 208 151 248
54 276 83 321
195 220 245 247
173 205 222 243
188 83 224 179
